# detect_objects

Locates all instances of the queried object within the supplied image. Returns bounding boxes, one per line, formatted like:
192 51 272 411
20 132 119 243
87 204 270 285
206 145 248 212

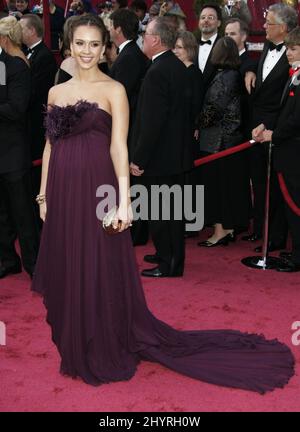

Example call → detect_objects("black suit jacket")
109 41 148 119
198 35 220 91
239 50 257 79
240 50 256 138
130 50 192 176
252 42 290 129
273 70 300 174
0 50 31 173
28 41 57 159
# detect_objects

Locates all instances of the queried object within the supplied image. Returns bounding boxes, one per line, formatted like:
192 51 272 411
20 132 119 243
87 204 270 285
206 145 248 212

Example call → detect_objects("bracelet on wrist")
36 194 46 205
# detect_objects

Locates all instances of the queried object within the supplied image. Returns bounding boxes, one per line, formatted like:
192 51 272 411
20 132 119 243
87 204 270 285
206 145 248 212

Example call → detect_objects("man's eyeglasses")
199 15 217 21
143 32 158 39
265 21 281 26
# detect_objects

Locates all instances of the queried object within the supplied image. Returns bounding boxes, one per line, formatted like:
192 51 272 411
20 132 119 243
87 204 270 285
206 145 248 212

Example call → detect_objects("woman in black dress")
198 36 250 247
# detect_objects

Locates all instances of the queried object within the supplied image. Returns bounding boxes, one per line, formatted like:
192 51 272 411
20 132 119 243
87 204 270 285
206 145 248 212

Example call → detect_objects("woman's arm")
109 81 132 231
38 87 55 221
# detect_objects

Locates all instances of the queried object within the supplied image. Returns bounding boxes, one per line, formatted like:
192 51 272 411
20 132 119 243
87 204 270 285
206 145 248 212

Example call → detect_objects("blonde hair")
0 16 23 46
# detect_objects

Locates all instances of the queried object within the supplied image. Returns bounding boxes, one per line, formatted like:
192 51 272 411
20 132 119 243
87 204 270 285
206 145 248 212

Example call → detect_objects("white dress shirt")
262 43 286 82
26 40 42 59
152 50 168 62
198 33 218 73
118 39 133 54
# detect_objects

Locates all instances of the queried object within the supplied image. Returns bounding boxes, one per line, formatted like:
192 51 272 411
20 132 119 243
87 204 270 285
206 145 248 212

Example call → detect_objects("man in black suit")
20 14 57 226
20 14 57 162
0 47 39 279
197 3 222 91
109 8 148 137
109 8 149 246
253 26 300 272
225 18 256 80
242 3 298 248
130 17 192 277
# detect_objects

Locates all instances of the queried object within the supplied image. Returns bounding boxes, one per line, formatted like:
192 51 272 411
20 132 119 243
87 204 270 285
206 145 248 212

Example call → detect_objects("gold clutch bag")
102 206 122 234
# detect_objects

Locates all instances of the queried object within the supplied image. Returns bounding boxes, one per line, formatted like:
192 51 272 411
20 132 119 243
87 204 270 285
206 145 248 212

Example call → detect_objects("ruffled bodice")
44 100 112 143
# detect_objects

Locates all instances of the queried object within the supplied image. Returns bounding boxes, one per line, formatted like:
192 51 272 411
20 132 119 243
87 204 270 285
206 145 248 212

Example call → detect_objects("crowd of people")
0 1 300 280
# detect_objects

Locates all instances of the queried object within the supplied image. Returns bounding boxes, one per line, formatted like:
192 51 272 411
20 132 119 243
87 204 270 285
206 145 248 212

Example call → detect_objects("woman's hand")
39 202 47 222
115 202 133 232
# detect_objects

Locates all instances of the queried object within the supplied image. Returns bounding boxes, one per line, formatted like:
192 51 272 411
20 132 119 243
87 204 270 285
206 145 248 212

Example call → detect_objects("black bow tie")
269 42 284 52
200 39 212 46
26 47 34 55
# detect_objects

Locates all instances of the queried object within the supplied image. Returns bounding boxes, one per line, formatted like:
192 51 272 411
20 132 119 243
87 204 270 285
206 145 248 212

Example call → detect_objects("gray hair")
152 17 177 49
268 3 298 33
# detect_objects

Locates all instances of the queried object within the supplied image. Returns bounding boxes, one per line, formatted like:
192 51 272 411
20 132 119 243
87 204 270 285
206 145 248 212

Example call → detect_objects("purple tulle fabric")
44 101 101 142
32 101 295 393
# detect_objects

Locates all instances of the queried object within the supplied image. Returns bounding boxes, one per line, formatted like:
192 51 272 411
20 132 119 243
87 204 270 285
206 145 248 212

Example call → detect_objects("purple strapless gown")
32 101 295 393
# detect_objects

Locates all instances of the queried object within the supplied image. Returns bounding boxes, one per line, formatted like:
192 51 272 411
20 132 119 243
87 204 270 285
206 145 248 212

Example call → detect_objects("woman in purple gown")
32 14 295 393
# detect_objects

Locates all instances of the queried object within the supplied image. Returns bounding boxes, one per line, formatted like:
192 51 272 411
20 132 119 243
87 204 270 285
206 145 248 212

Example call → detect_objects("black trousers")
248 145 288 242
0 169 39 272
144 174 185 275
130 174 149 246
280 172 300 264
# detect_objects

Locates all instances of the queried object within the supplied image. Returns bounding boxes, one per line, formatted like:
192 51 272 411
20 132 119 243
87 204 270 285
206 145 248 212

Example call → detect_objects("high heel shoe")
198 233 233 247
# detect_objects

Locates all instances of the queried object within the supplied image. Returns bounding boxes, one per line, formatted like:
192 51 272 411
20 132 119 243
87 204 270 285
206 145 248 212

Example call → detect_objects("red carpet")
0 231 299 412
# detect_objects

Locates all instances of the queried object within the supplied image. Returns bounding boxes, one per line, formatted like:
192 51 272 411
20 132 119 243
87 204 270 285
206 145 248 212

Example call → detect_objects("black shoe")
198 233 234 247
0 264 22 279
241 233 262 242
279 251 292 260
254 241 286 253
276 260 300 273
144 254 160 264
141 267 173 278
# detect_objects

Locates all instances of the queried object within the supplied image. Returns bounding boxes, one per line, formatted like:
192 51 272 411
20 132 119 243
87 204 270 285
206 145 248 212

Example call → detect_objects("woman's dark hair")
210 36 240 69
69 13 108 44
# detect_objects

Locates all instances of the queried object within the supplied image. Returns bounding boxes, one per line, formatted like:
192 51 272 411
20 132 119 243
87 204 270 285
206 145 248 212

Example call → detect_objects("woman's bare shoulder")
101 77 127 96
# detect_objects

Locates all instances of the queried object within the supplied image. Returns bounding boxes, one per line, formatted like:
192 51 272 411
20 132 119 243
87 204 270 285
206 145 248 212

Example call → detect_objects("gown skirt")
32 101 295 393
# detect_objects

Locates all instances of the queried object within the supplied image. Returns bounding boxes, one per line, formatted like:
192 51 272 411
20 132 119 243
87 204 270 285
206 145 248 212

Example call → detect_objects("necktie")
268 42 284 52
116 47 120 55
200 39 212 46
289 66 300 77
